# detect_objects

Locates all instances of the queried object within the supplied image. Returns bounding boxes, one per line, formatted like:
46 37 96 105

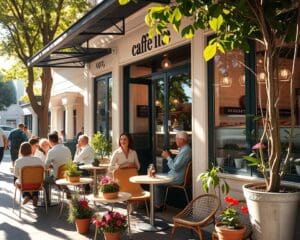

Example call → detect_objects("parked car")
0 125 14 137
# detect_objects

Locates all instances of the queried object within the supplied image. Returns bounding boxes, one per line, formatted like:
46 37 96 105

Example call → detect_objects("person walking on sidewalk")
0 127 8 164
8 123 28 167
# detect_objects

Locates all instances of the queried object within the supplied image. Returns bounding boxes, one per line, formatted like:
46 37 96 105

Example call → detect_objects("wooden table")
79 164 109 195
130 174 173 232
55 177 93 217
91 192 132 240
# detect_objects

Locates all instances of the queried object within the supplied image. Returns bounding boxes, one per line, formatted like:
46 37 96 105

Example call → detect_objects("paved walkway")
0 150 213 240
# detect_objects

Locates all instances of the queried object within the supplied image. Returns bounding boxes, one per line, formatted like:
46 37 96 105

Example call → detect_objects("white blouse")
109 147 140 173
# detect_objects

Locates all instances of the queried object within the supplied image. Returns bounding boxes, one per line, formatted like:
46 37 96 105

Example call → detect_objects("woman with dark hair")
108 133 140 174
14 142 44 206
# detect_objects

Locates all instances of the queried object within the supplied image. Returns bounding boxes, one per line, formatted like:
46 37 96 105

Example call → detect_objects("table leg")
93 169 97 196
138 184 169 232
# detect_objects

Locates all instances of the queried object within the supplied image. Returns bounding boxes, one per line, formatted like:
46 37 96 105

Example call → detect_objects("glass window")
94 73 112 140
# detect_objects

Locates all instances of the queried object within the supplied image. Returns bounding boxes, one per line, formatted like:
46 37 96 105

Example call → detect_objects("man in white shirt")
44 132 72 202
73 134 94 165
73 134 94 192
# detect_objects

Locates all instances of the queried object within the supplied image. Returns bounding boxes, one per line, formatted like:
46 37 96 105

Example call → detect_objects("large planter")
295 165 300 175
104 231 120 240
102 191 118 199
215 222 246 240
234 158 244 169
75 218 90 234
243 183 300 240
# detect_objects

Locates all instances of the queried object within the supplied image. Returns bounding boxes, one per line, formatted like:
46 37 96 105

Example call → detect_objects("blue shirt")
166 144 192 184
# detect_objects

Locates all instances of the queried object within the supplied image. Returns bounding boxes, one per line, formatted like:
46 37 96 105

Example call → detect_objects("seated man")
73 134 94 192
73 134 94 165
44 132 72 202
154 131 192 211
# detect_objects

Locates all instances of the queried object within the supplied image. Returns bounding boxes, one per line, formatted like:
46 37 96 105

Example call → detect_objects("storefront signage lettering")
96 60 105 69
131 33 167 56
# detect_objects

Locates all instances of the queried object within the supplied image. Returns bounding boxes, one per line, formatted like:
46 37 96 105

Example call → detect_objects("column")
63 102 74 140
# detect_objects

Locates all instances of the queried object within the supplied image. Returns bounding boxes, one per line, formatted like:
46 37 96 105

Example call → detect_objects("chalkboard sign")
137 105 149 117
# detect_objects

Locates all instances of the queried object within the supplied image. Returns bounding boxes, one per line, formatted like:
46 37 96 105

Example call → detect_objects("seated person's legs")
44 175 55 202
154 184 167 211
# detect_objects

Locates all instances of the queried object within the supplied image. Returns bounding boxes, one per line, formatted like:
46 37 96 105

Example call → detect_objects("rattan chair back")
170 194 220 240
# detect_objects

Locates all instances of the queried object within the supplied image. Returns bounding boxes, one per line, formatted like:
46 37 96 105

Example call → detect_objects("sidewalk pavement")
0 150 213 240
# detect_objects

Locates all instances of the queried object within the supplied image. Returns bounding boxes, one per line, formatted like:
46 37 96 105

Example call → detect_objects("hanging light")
279 66 291 82
161 54 172 69
220 71 232 87
239 74 245 86
257 71 266 84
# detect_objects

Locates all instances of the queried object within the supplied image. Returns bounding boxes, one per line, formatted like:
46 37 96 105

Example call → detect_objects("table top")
55 177 93 186
91 192 132 203
130 174 173 185
79 164 109 170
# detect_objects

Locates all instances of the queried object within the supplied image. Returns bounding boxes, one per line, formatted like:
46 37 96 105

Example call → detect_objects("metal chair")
13 165 47 217
164 161 192 208
212 200 252 240
170 194 220 240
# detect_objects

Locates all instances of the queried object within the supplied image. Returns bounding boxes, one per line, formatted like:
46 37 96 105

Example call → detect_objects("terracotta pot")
75 218 90 234
215 222 246 240
67 176 80 182
104 231 120 240
102 191 118 199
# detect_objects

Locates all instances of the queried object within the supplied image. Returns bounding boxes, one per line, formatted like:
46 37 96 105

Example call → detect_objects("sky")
0 56 15 71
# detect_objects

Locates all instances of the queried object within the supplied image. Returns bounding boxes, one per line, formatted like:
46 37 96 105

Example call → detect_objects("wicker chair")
212 200 252 240
170 194 220 240
13 165 47 217
164 161 192 209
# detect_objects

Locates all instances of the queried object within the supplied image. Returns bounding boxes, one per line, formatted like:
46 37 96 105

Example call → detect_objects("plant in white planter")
119 1 300 239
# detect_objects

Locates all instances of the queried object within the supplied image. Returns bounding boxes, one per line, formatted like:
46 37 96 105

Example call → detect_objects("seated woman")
108 133 140 175
14 142 44 206
35 138 51 163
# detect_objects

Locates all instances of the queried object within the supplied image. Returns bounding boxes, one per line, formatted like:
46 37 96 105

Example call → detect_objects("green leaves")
118 0 131 6
209 15 223 32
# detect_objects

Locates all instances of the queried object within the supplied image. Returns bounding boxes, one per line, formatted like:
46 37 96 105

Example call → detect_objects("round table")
55 177 93 217
79 164 109 195
130 174 173 232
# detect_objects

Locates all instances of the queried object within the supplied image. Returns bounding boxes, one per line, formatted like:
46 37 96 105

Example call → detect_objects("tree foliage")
0 75 16 110
0 0 90 136
120 0 300 192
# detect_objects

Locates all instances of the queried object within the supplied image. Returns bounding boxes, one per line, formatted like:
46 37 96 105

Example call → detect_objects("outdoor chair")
164 160 192 209
113 167 150 234
13 165 47 217
170 194 220 240
212 200 252 240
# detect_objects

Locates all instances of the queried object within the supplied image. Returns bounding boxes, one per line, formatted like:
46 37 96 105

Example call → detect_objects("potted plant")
215 196 248 240
68 194 94 234
98 176 120 199
64 159 82 182
91 132 111 164
222 143 245 169
93 210 127 240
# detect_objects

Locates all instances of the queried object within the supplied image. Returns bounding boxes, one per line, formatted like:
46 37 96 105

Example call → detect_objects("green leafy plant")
197 166 229 195
219 196 248 229
98 176 120 193
64 159 81 177
68 194 94 223
91 132 111 160
93 211 127 233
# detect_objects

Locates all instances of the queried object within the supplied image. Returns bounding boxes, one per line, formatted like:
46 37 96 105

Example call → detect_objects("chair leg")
183 189 189 205
195 226 204 240
169 226 177 240
164 187 169 210
19 190 22 218
13 187 17 212
127 202 131 237
43 187 48 215
144 200 149 217
94 226 98 240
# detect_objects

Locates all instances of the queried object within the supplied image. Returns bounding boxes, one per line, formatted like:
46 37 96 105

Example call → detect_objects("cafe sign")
131 33 169 56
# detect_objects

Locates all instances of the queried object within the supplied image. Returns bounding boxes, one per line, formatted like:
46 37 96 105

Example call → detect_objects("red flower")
116 220 122 226
224 196 239 206
241 205 248 214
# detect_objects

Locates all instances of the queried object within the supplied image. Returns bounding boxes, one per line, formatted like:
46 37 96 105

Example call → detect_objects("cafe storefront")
28 1 300 200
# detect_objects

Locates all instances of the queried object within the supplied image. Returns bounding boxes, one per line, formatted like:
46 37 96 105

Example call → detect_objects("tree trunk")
26 67 52 138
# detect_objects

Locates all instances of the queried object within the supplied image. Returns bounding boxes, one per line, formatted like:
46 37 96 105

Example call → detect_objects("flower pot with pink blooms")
98 176 120 199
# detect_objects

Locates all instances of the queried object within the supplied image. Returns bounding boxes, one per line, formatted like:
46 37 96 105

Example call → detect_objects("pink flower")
105 213 113 222
116 220 122 226
252 142 266 150
113 212 121 218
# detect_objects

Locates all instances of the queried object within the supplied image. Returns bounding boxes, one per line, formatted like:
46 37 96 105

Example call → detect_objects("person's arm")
44 151 52 169
14 160 20 178
2 134 8 149
167 146 191 171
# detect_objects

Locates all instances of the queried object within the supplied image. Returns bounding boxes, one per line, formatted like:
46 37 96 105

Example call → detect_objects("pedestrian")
0 127 8 164
24 126 32 139
76 126 84 141
8 123 28 167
